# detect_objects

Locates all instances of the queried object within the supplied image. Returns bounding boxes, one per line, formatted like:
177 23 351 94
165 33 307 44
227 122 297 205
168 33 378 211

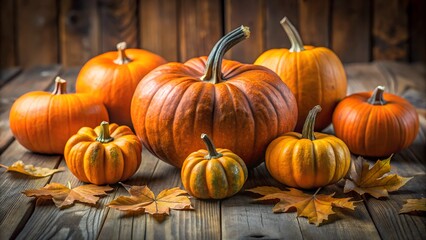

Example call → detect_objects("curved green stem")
201 133 222 159
280 17 305 52
368 86 387 105
52 77 67 95
113 42 132 65
301 105 322 141
201 26 250 84
96 121 114 143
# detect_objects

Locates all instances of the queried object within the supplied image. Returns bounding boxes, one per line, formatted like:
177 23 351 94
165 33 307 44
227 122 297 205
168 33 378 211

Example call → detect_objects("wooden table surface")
0 62 425 240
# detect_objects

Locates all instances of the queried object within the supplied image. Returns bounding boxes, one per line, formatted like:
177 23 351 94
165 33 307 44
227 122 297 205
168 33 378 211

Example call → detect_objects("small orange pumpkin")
254 17 347 132
64 121 142 185
332 86 419 157
266 105 351 189
181 134 248 199
9 77 109 154
76 42 166 127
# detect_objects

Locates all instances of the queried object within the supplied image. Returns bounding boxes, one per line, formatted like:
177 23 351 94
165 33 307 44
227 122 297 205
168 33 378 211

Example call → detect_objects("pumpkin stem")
96 121 114 143
367 86 387 105
201 133 223 159
280 17 305 52
301 105 322 141
114 42 132 65
51 77 67 95
201 26 250 84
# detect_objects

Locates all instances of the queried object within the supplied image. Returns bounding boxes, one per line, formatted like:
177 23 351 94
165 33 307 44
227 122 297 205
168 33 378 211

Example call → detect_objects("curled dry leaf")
23 182 113 209
399 198 426 214
344 156 412 198
247 186 358 226
0 161 63 177
107 183 194 220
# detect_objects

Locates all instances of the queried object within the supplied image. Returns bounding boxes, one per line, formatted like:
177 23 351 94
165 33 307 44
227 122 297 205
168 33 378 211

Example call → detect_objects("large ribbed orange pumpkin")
332 86 419 157
9 77 109 154
254 17 347 132
131 26 298 168
76 42 166 127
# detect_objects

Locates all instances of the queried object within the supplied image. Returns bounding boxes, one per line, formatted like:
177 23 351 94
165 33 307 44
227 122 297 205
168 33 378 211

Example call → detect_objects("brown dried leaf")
107 183 194 220
247 186 357 226
344 156 412 198
0 161 63 177
23 182 113 209
400 198 426 214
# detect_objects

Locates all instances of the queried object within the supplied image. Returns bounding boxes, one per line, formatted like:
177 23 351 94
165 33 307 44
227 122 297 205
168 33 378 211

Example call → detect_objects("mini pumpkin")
76 42 166 127
64 121 142 185
9 77 109 154
332 86 419 157
266 105 351 189
254 17 347 132
131 26 298 168
181 134 248 199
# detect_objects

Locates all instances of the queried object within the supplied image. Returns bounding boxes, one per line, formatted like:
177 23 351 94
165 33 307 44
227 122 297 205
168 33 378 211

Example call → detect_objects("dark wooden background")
1 0 425 69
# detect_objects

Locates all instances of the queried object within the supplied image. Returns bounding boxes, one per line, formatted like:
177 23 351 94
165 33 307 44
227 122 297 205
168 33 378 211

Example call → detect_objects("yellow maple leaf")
247 186 357 226
343 156 412 198
399 198 426 214
0 161 64 177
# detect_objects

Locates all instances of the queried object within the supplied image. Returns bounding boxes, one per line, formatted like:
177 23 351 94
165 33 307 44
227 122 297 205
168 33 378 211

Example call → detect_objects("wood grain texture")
299 0 330 47
139 0 178 62
373 0 409 61
16 0 58 67
59 0 99 67
225 0 264 63
264 0 299 50
409 0 426 62
0 67 21 89
0 0 16 68
179 0 223 62
332 0 371 63
98 0 138 52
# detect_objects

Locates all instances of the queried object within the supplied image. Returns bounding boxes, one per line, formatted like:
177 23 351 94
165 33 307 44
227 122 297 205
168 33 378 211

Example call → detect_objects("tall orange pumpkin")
131 26 298 168
76 42 166 127
9 77 109 154
254 17 347 132
332 86 419 157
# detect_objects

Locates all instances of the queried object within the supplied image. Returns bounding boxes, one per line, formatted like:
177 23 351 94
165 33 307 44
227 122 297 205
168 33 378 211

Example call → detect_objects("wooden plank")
16 0 58 67
373 0 409 61
409 0 426 62
264 0 299 50
0 142 62 239
178 0 223 61
0 67 21 88
225 0 264 63
59 0 99 67
344 63 390 95
0 65 61 153
139 0 178 62
0 0 16 68
98 0 138 52
331 0 371 63
299 0 330 47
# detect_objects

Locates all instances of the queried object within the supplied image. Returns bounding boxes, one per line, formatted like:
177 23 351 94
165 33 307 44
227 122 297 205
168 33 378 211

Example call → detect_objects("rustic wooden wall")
0 0 425 69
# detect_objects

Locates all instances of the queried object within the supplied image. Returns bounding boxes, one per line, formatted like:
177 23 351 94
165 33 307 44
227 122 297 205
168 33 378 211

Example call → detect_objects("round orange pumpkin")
76 42 166 127
181 134 248 199
64 121 142 185
266 105 351 189
9 77 109 154
254 17 347 132
332 86 419 157
131 26 298 168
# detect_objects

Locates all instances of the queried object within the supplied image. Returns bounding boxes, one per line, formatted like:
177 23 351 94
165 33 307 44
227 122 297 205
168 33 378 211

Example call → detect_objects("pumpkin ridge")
325 138 338 184
223 83 239 152
311 51 323 115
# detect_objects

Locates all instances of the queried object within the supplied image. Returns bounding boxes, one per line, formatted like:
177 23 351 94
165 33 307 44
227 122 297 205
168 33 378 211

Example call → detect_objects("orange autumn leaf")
247 186 357 226
0 161 63 177
344 156 412 198
399 198 426 214
107 183 194 220
23 182 113 209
